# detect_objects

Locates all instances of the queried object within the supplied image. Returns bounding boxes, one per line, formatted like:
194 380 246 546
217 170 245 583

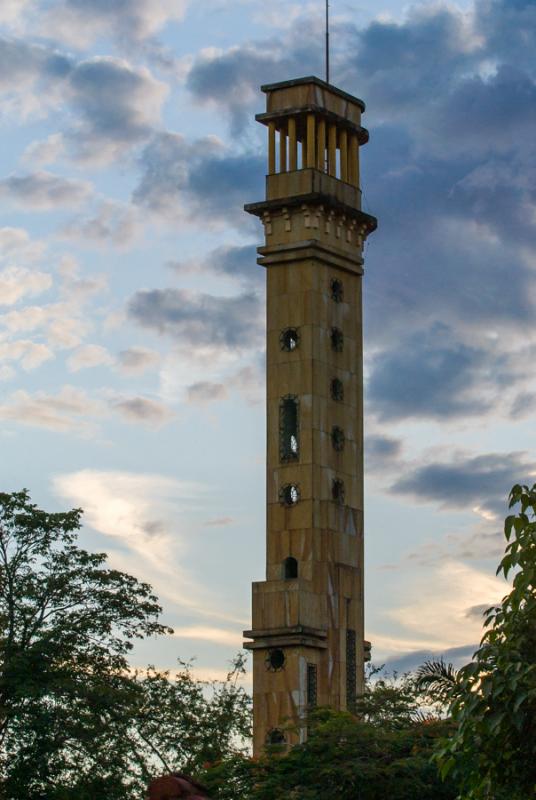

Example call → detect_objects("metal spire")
325 0 330 84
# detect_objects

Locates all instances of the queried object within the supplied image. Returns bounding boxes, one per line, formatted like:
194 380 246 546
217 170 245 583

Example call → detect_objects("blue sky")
1 0 535 682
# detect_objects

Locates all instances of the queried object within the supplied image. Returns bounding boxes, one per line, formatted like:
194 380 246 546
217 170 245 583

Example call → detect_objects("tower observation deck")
243 76 376 755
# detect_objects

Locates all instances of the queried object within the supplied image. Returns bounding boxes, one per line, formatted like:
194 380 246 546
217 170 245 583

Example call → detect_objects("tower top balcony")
245 76 376 237
256 76 368 146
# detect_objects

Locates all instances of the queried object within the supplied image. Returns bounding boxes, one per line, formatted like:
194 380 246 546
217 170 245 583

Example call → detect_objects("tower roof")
260 76 366 113
256 75 368 145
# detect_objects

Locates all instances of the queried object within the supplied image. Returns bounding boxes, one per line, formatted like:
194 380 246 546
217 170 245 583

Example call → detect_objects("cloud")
204 517 234 527
172 626 243 648
67 344 114 372
0 227 45 263
128 288 263 351
390 451 536 516
0 41 167 161
0 266 52 306
185 19 325 134
111 396 175 427
133 132 263 225
0 36 71 118
67 57 168 162
365 434 403 472
0 339 54 371
52 469 227 621
511 391 536 419
53 469 200 566
118 347 160 374
169 243 261 286
23 133 66 166
0 386 102 433
39 0 188 49
0 171 91 210
387 559 506 651
380 643 478 674
186 381 227 404
62 201 142 246
366 323 514 421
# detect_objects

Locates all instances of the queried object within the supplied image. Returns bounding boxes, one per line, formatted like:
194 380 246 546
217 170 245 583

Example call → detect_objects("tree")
435 483 536 799
201 668 458 800
0 490 251 799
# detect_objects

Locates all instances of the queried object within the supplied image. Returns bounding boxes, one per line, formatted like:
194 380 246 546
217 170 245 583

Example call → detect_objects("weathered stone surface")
243 76 376 757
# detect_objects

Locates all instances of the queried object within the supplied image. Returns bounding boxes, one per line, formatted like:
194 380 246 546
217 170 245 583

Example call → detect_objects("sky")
1 0 535 682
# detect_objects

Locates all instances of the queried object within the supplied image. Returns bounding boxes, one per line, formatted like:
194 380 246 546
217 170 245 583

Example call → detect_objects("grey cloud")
477 0 536 72
64 57 167 162
186 382 227 404
434 65 536 157
0 171 91 210
348 6 478 115
0 36 71 90
128 288 263 350
118 347 159 374
380 643 477 674
0 40 165 161
210 245 260 283
133 132 264 226
510 391 536 419
112 396 174 426
186 20 323 134
168 244 261 286
366 324 508 421
390 451 536 514
465 603 491 621
365 434 402 471
407 525 504 566
62 201 141 245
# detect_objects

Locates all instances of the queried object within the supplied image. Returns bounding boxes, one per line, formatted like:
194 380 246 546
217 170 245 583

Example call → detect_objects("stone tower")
243 76 376 755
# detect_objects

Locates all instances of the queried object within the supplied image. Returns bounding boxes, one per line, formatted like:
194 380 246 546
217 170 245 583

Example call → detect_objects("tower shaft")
244 77 376 755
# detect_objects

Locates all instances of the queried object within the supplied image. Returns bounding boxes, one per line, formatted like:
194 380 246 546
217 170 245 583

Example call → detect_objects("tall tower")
243 76 376 755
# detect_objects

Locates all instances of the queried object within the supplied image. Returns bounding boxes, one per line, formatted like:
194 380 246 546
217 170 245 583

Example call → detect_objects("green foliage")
435 483 536 799
415 660 459 708
0 490 251 799
202 672 458 800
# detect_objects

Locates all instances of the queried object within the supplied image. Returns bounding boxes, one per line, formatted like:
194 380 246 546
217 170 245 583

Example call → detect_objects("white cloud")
0 385 102 433
39 0 188 49
23 133 66 166
0 227 46 264
387 559 507 651
67 344 114 372
0 266 52 306
0 339 54 371
172 626 243 648
53 469 246 627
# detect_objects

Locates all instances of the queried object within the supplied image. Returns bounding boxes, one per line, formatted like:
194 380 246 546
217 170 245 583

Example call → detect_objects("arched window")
331 426 345 452
280 327 299 352
330 377 344 402
280 484 300 506
280 395 299 461
267 729 286 746
283 556 298 579
332 478 345 505
331 327 344 352
330 278 344 303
